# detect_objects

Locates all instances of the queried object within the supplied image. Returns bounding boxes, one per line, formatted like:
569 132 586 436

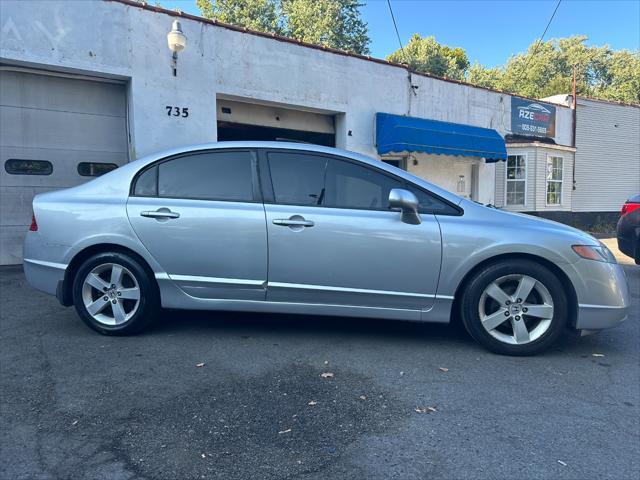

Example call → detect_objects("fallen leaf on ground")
359 395 367 400
439 367 449 373
320 372 334 378
308 400 317 406
557 460 567 466
278 428 292 434
592 353 605 357
415 406 437 414
196 363 205 367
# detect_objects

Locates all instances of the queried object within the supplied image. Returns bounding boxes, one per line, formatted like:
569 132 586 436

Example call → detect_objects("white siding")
572 98 640 212
497 145 574 212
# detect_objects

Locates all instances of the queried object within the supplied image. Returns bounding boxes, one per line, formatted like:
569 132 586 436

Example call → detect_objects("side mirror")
389 188 421 225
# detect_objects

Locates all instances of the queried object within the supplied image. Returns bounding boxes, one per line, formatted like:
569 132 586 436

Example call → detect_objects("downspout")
572 68 577 191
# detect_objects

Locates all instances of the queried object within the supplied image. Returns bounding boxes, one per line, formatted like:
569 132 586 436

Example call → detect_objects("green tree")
386 34 469 80
468 35 639 104
466 63 501 90
197 0 370 55
281 0 369 55
196 0 284 34
593 50 640 104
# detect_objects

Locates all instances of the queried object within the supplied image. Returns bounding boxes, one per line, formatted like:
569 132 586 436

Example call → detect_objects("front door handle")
140 208 180 219
273 217 315 228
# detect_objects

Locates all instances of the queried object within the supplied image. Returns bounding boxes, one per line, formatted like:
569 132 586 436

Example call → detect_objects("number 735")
166 106 189 117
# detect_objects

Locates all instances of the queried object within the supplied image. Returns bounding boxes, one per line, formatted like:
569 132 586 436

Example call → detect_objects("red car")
617 193 640 264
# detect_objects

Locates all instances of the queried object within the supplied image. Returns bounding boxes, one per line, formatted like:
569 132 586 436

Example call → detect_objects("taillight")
621 202 640 216
29 214 38 232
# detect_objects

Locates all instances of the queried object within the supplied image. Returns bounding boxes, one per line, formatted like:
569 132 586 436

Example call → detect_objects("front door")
126 149 267 300
263 150 442 310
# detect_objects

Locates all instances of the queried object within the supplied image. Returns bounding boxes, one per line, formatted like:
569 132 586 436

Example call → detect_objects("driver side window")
324 158 402 210
266 150 460 215
267 151 401 210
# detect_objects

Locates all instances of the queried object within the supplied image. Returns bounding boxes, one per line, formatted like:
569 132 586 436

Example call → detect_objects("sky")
161 0 640 67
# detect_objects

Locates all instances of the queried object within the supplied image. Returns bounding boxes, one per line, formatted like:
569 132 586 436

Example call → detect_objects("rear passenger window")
132 151 254 201
133 166 157 197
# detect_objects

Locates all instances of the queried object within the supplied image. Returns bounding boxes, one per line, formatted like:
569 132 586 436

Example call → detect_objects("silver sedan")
23 142 629 355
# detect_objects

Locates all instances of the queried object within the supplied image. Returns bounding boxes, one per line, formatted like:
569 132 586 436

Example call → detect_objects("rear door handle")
140 208 180 219
273 218 315 228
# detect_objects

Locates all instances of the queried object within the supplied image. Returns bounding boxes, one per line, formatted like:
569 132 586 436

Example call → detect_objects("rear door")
262 149 443 310
126 149 267 300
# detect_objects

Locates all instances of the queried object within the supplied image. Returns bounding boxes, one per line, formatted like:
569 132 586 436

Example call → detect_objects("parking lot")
1 257 638 480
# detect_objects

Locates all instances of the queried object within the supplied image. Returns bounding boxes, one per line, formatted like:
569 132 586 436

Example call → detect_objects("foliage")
386 34 469 80
388 34 639 104
281 0 370 55
196 0 284 34
197 0 369 54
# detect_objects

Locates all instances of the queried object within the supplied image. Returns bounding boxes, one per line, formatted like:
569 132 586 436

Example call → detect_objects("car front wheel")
461 259 568 355
72 252 159 335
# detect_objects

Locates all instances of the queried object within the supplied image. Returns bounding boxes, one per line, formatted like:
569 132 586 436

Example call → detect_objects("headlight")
572 244 617 263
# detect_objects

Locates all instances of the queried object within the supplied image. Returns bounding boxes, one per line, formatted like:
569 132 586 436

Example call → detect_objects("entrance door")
126 150 268 300
262 150 443 310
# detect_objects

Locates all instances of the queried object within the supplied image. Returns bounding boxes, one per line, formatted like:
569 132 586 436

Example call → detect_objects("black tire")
460 259 568 356
72 252 159 335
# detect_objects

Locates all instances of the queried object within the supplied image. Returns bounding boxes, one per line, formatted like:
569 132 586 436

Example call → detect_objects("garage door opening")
0 67 128 265
216 99 335 147
217 121 334 146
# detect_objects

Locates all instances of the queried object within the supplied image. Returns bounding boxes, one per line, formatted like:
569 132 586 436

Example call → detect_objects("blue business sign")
511 98 556 138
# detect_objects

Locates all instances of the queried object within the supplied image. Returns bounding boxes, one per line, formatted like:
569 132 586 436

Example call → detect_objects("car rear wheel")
72 252 159 335
461 259 568 355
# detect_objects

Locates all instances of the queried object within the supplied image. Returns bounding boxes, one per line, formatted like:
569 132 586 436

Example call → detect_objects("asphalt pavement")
1 260 638 480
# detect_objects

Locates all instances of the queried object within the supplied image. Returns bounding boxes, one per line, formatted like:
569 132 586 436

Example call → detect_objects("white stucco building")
0 0 579 264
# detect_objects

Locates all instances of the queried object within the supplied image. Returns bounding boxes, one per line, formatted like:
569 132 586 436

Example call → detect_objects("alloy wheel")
81 263 141 326
478 274 554 345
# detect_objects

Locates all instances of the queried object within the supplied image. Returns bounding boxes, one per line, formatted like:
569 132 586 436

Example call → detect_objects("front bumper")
563 259 630 331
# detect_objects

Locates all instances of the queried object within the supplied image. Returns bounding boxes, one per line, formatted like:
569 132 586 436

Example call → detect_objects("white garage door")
0 69 128 264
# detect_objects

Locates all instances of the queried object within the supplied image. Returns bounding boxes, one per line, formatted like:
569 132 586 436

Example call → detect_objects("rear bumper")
23 231 67 298
23 258 66 297
617 234 637 261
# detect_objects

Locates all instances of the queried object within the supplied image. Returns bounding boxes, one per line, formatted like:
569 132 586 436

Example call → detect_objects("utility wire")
522 0 562 74
386 0 407 64
386 0 417 102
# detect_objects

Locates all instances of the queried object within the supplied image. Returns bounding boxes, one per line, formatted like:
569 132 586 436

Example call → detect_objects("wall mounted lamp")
167 19 187 76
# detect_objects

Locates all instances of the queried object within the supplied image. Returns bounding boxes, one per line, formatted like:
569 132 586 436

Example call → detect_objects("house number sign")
166 106 189 117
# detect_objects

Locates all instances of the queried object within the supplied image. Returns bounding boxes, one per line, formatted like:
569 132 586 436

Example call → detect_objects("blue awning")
376 113 507 162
